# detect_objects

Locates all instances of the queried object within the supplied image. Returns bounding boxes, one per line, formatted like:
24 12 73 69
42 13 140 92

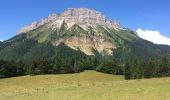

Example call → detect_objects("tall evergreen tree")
124 61 131 80
158 57 170 77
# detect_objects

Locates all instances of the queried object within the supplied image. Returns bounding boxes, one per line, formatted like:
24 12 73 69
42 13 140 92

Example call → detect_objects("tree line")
0 56 96 78
124 57 170 80
0 56 170 80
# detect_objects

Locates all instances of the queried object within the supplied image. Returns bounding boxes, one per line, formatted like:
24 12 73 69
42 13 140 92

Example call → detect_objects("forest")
0 38 170 79
0 54 170 80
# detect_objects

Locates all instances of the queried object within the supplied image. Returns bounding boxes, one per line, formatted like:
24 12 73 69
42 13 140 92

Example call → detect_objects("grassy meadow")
0 70 170 100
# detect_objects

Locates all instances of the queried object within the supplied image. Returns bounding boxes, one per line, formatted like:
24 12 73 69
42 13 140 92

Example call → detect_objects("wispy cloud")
136 29 170 45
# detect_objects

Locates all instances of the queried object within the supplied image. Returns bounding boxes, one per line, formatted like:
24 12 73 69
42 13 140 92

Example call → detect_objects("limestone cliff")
16 8 126 55
17 8 123 35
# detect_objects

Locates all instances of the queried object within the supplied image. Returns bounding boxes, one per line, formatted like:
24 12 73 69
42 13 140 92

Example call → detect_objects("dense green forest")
0 54 170 79
0 41 170 79
124 57 170 79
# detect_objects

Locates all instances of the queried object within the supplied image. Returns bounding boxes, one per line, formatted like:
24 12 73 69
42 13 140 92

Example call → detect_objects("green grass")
0 70 170 100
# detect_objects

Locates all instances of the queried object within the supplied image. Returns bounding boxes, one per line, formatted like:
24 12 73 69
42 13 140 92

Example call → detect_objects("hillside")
0 71 170 100
1 8 170 61
0 8 170 79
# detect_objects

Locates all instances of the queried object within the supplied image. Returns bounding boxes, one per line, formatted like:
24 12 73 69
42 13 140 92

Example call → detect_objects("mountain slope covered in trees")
0 8 170 79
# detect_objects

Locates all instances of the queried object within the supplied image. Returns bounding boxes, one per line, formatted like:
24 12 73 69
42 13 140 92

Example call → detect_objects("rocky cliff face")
17 8 123 35
52 8 122 30
16 8 126 55
17 14 59 34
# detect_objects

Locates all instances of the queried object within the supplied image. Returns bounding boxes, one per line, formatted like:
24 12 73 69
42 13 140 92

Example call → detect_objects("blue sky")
0 0 170 40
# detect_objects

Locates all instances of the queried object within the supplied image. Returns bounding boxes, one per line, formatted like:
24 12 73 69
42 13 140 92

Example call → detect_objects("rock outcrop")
16 8 125 55
17 14 59 34
17 8 123 35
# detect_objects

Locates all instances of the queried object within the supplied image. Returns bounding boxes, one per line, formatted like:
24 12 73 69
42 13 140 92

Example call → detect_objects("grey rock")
17 8 123 35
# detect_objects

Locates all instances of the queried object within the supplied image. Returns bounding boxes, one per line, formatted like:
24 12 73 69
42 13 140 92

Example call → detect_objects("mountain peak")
64 8 101 12
61 8 104 17
17 8 123 35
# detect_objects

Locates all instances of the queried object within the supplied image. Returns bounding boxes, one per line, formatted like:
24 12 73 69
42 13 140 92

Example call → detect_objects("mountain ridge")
136 29 170 45
17 8 123 35
15 8 132 55
0 8 170 61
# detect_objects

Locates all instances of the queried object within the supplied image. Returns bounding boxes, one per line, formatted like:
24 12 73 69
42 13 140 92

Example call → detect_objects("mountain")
17 8 122 35
0 8 170 65
0 41 3 50
136 29 170 45
1 8 170 79
16 8 125 55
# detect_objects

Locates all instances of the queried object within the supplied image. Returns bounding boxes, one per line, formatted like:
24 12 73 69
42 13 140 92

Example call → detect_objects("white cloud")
136 29 170 45
0 40 3 42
